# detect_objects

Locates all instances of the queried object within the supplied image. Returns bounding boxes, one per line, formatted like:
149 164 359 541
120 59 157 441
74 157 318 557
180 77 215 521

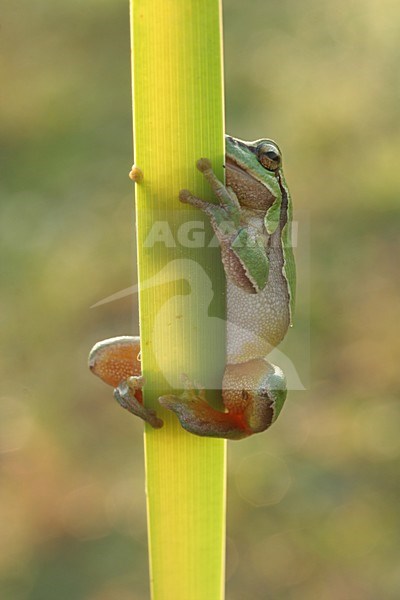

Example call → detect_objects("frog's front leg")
159 359 286 440
88 336 163 428
180 159 270 293
179 159 241 234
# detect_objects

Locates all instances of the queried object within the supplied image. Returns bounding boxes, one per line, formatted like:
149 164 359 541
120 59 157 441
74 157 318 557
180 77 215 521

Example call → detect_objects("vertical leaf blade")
130 1 226 598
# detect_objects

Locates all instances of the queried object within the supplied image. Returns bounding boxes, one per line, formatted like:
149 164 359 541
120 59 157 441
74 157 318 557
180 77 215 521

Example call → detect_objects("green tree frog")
88 135 295 439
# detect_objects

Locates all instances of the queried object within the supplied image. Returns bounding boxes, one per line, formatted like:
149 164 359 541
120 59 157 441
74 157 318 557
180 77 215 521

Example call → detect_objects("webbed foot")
159 376 250 440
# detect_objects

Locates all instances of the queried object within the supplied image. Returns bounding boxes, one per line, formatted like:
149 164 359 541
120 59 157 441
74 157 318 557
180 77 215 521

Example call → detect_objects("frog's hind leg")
159 378 251 440
159 359 287 440
89 336 141 386
114 376 163 429
159 393 251 440
88 336 163 428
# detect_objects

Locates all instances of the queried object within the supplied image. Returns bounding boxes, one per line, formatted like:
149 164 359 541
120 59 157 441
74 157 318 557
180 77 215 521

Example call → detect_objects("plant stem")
130 1 226 598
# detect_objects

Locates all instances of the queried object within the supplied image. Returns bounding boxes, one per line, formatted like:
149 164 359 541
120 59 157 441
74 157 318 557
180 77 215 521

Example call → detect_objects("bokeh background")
1 0 400 598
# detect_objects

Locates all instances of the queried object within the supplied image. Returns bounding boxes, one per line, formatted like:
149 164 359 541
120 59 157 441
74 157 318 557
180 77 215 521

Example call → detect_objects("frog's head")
225 135 282 211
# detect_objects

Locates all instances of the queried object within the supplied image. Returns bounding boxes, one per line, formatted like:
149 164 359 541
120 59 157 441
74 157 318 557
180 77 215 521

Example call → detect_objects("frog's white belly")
226 246 290 364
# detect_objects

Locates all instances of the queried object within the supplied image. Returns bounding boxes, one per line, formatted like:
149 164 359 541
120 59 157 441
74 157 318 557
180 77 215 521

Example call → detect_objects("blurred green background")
1 0 400 598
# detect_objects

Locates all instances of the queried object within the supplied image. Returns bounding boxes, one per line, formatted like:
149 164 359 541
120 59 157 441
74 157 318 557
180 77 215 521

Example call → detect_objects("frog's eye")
257 142 281 172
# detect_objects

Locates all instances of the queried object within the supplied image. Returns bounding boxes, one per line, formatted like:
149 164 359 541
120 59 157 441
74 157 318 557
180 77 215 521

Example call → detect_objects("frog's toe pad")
179 189 192 203
180 374 206 401
196 158 212 172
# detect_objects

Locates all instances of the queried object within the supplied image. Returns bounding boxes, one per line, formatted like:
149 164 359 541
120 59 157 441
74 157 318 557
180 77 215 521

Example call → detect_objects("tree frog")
88 135 295 439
